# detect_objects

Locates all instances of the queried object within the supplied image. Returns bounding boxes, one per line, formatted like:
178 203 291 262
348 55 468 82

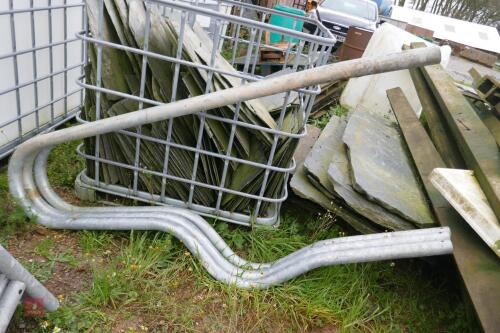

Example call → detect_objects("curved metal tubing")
0 280 26 332
8 48 452 310
0 245 57 311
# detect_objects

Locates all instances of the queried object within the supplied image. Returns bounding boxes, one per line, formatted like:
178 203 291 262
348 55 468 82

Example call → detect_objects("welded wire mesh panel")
76 0 335 226
0 0 85 159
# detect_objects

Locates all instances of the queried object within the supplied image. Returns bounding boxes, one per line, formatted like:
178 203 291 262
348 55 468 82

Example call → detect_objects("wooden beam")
420 62 500 221
408 42 464 168
387 87 500 333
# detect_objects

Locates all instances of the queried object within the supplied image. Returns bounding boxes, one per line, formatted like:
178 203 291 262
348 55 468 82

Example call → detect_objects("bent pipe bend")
31 148 451 284
8 48 452 310
0 245 57 312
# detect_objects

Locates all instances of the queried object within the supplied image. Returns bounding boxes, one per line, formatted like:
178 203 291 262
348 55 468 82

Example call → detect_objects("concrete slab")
303 116 345 195
326 116 415 231
292 125 321 174
430 168 500 258
343 108 435 226
290 164 379 234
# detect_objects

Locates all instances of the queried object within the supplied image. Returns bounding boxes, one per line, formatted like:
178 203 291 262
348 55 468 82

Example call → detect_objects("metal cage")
76 0 335 226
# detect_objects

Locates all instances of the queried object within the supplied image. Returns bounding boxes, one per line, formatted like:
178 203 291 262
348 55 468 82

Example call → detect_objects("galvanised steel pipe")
0 280 26 333
0 275 8 295
0 245 59 311
8 47 452 296
10 47 442 169
31 151 452 282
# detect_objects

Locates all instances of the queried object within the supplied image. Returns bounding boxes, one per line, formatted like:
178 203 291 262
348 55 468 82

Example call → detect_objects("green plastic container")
269 4 305 44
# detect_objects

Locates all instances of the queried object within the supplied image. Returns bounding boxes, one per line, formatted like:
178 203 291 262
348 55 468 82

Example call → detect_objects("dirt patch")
53 186 83 206
310 324 338 333
6 226 92 299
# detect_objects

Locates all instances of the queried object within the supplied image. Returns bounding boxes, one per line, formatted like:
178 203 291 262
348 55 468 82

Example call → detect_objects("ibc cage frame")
0 0 86 160
76 0 335 227
3 0 335 227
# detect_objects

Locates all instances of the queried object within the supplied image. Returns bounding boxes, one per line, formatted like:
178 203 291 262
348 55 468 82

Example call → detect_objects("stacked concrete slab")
291 107 435 233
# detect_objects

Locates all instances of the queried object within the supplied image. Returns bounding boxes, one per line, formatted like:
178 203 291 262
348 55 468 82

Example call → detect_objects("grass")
32 218 472 333
0 173 35 242
1 126 477 332
309 104 348 129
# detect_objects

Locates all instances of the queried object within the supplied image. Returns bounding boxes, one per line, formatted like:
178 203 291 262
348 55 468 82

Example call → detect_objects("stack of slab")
291 104 436 233
291 24 451 233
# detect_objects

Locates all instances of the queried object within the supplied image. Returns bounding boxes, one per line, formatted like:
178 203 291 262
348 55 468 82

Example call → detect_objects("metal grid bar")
0 3 83 15
215 27 257 212
0 38 80 61
0 106 79 160
76 169 280 226
76 111 300 173
76 32 320 91
77 143 290 204
48 0 55 123
187 18 224 208
30 0 40 130
8 0 22 143
0 63 83 96
93 0 105 185
0 88 83 129
63 0 68 117
254 39 306 219
160 10 188 202
132 2 152 196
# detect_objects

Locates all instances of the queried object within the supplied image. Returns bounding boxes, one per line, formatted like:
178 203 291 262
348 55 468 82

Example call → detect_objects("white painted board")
430 168 500 258
340 23 450 119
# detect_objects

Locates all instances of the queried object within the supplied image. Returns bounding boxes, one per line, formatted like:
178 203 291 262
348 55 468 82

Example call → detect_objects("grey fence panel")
0 0 85 160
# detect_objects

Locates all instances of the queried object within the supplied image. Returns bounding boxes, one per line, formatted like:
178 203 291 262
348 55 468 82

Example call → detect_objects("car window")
321 0 377 21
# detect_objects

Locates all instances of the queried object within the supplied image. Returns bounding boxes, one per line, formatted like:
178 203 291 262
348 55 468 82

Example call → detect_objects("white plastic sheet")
340 23 450 118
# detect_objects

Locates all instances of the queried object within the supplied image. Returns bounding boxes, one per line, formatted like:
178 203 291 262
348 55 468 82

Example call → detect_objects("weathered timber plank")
467 97 500 147
387 87 500 333
408 44 464 168
421 63 500 221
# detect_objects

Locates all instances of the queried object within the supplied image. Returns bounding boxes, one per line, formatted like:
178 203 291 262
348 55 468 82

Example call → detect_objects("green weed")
79 231 115 254
309 103 348 129
46 139 84 188
35 238 78 268
0 173 35 238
